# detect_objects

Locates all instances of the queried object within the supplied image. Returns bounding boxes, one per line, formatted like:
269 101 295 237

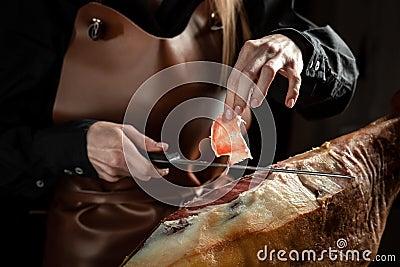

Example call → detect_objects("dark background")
294 0 400 265
8 1 400 266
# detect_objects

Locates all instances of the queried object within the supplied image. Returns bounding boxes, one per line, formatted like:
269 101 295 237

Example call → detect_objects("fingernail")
287 98 295 108
250 98 259 108
224 108 234 120
234 105 242 115
161 168 169 176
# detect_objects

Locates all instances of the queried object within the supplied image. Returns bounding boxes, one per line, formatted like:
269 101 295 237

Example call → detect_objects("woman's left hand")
224 34 303 120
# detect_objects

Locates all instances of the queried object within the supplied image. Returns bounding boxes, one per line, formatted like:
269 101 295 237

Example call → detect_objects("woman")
0 0 358 266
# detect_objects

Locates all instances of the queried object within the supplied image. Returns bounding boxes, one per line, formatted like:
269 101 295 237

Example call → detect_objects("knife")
148 152 355 179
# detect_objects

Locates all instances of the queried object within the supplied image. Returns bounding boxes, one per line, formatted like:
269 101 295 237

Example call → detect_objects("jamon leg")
122 113 400 267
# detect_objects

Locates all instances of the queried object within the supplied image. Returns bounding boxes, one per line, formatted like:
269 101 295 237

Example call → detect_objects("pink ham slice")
210 114 252 166
121 113 400 266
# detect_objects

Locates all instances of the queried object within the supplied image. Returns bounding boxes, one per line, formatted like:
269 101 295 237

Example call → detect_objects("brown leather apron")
43 2 240 267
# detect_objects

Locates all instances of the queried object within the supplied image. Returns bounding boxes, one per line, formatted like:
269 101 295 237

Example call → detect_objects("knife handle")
148 152 181 168
147 152 170 168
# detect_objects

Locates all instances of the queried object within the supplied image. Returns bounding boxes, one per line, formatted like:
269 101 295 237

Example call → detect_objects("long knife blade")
149 153 354 179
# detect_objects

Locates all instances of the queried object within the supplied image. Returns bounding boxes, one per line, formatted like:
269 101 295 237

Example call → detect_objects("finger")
226 61 261 120
234 42 281 110
135 165 169 181
144 136 168 152
252 55 285 108
90 157 128 182
93 149 131 177
283 69 301 108
98 172 120 183
133 160 169 181
224 69 239 121
95 164 122 183
224 41 259 121
123 125 168 152
233 78 250 115
124 138 169 180
232 73 254 116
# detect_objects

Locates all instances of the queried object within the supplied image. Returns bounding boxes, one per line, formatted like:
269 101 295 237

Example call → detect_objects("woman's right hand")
86 121 169 182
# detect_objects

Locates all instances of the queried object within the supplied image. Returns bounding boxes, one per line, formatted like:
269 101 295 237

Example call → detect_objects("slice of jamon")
121 112 400 266
210 114 252 166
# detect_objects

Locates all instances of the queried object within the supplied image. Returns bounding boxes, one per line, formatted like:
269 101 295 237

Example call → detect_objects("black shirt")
0 0 359 200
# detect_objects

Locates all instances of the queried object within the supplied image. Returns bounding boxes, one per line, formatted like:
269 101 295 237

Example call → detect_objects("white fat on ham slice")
210 114 252 166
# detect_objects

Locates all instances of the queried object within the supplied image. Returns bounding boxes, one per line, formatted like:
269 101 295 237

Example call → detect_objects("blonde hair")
212 0 251 65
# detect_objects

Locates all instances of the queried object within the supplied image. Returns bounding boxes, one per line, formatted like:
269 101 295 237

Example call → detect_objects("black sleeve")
244 0 359 120
0 0 97 200
0 121 98 199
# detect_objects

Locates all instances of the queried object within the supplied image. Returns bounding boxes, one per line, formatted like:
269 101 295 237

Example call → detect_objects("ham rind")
122 114 400 266
210 115 252 166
